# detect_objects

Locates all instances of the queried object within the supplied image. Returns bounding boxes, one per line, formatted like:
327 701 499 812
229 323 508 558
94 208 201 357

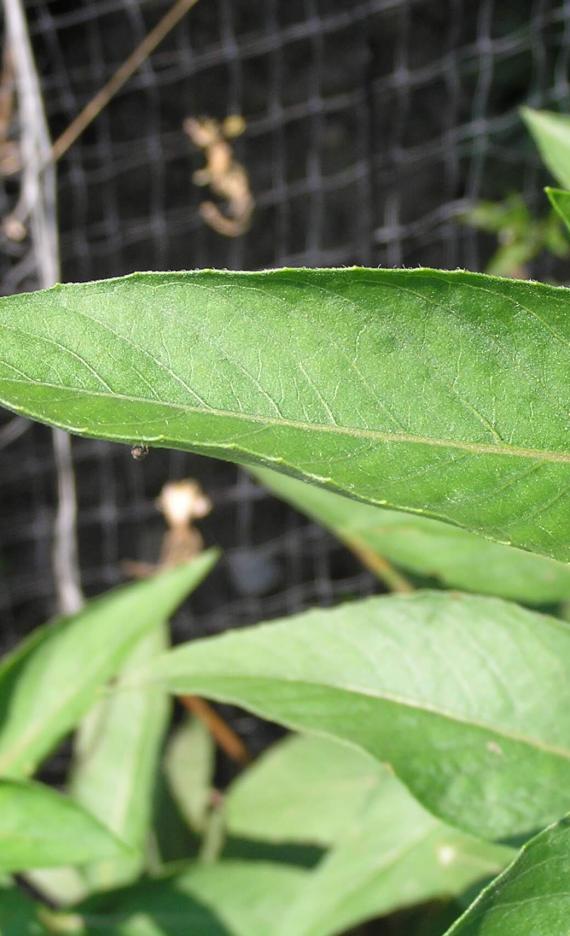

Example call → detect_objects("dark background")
1 0 569 751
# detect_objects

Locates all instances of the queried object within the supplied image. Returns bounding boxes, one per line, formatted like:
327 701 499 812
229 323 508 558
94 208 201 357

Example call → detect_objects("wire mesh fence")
1 0 570 674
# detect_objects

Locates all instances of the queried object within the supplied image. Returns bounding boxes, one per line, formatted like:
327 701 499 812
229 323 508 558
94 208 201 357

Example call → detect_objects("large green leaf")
0 269 568 560
0 552 217 778
252 467 570 604
226 734 387 846
143 591 570 840
79 861 307 935
70 625 171 892
522 107 570 187
445 814 570 935
0 780 129 872
278 771 512 936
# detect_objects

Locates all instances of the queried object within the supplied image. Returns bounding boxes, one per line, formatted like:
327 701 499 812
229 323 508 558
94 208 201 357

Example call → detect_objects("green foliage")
276 774 510 936
445 814 570 935
69 625 171 892
0 780 130 872
1 107 570 935
144 591 570 840
227 736 512 936
225 735 387 846
0 555 216 779
522 106 570 188
1 269 570 562
79 862 308 935
0 879 45 935
546 186 570 234
462 193 569 277
251 466 570 604
463 107 570 277
163 717 215 836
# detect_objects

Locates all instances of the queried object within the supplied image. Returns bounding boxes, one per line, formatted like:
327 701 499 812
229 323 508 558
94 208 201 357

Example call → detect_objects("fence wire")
1 0 569 674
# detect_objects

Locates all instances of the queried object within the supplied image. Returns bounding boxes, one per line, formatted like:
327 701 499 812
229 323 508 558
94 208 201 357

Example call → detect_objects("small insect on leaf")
130 444 150 461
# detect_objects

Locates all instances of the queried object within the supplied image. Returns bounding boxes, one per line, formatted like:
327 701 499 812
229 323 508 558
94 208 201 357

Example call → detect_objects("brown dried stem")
51 0 200 164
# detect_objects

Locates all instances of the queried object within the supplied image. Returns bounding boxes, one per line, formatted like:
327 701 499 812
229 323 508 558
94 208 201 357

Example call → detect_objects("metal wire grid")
1 0 570 659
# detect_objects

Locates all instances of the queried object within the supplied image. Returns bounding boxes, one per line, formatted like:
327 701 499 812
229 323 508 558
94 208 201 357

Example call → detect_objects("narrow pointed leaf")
0 780 130 872
70 625 171 892
0 269 569 559
144 591 570 839
445 814 570 935
522 106 570 187
546 186 570 234
0 552 217 778
252 467 570 604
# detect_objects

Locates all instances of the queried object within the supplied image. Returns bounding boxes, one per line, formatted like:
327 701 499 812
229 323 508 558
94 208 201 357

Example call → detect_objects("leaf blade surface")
251 467 570 604
522 107 570 187
70 625 171 892
0 780 129 872
144 591 570 839
80 861 306 936
278 767 512 936
227 733 512 936
0 552 217 778
226 734 387 846
164 716 215 835
546 186 570 234
0 269 569 558
444 814 570 935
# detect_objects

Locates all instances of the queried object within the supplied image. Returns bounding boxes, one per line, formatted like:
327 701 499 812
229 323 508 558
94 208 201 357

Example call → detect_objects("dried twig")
124 479 252 765
52 428 83 614
343 535 415 594
2 0 58 284
3 0 83 614
180 694 251 766
51 0 201 164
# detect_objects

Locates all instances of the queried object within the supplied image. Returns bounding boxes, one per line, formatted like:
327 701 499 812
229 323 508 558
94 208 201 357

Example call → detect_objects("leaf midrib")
156 672 570 762
1 378 568 465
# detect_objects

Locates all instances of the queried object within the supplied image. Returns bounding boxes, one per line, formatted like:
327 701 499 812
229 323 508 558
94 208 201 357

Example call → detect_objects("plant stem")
180 694 251 765
343 535 414 594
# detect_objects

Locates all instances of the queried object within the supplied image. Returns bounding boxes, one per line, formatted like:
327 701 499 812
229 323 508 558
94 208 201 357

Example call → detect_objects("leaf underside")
251 466 570 605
